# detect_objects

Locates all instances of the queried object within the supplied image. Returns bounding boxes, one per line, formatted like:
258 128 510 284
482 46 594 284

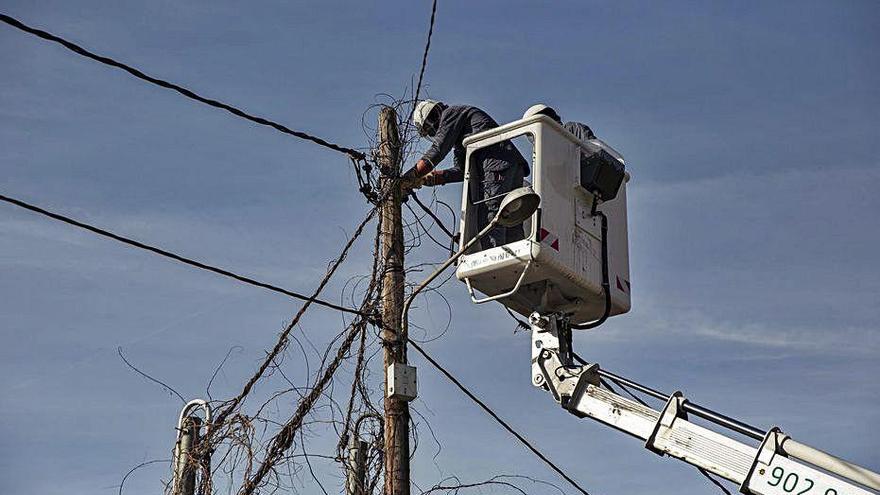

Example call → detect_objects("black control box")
579 148 625 202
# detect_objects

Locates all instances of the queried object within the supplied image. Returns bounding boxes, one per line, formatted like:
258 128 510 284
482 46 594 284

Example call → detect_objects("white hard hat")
523 104 561 123
413 99 441 134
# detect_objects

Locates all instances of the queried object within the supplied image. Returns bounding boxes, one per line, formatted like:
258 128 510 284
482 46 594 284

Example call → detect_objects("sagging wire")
0 13 365 161
0 193 371 318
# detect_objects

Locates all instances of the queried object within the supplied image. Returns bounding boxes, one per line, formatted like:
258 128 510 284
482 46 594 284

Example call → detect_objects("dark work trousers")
478 165 526 250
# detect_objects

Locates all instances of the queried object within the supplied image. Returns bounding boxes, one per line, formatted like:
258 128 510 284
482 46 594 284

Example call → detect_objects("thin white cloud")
613 303 880 356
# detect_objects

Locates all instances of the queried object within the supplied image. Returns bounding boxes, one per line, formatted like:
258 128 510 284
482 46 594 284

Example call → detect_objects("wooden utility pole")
377 106 410 495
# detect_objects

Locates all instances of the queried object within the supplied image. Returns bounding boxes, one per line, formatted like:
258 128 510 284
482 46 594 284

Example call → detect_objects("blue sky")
1 1 878 494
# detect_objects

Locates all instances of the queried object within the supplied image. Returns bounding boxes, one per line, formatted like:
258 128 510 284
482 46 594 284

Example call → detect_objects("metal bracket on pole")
645 391 686 456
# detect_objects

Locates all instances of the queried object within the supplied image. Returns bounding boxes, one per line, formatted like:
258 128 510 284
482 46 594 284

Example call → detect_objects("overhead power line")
412 0 438 106
3 190 715 495
408 340 593 495
0 13 366 161
0 193 370 318
1 190 588 492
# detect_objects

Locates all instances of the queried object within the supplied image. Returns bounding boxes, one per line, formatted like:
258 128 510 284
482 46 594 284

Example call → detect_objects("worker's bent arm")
403 158 434 180
422 109 466 168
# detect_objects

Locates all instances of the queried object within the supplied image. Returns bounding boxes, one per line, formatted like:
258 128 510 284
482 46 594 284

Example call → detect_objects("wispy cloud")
614 303 880 357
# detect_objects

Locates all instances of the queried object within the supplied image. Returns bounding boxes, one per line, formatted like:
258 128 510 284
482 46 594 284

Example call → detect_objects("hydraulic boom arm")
529 313 880 495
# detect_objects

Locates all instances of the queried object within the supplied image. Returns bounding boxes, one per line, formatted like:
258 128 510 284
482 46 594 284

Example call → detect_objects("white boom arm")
529 313 880 495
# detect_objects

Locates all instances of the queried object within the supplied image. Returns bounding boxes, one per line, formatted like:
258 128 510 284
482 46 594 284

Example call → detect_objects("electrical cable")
571 207 610 330
0 13 365 161
435 198 457 234
410 192 456 241
575 353 654 407
506 307 530 331
606 374 651 406
5 187 729 495
409 191 458 257
598 377 619 395
404 201 451 252
698 468 734 495
412 0 438 107
0 13 738 488
408 340 592 495
0 193 371 318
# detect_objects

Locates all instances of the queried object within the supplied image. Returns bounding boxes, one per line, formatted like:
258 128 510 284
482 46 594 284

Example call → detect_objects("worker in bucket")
522 104 625 164
403 100 529 249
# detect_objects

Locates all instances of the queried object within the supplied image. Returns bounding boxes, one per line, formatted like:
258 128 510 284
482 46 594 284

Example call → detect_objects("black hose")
572 207 610 330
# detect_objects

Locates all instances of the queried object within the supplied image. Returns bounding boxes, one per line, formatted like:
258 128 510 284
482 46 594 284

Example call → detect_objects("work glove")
401 164 420 180
399 175 425 191
423 171 444 187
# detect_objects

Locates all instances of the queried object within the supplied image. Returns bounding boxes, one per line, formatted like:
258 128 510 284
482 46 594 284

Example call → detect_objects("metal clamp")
562 362 601 416
465 259 532 304
740 427 785 494
645 391 686 456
